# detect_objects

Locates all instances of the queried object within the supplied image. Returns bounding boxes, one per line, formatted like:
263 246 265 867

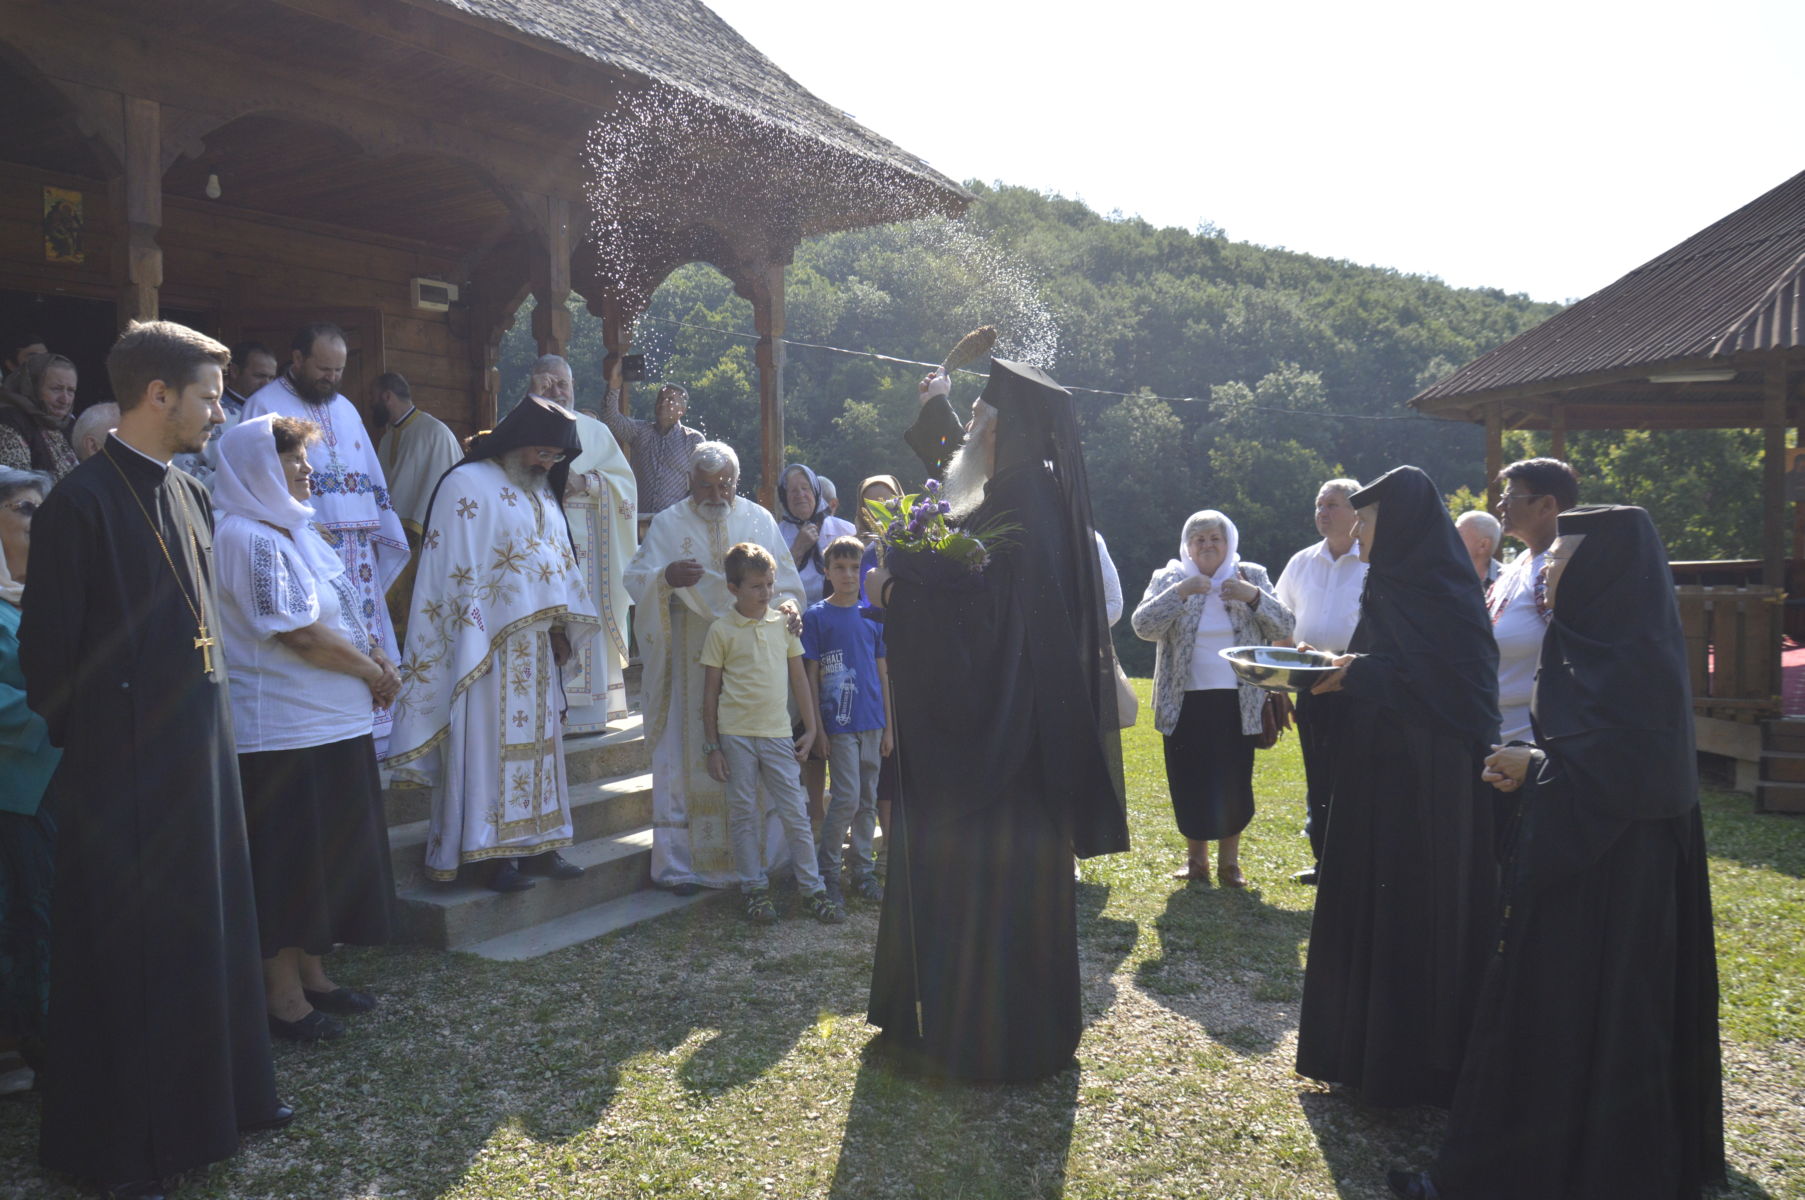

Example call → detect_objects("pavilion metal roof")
1414 169 1805 408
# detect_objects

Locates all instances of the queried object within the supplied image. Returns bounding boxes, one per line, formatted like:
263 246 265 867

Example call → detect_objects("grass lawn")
4 677 1801 1199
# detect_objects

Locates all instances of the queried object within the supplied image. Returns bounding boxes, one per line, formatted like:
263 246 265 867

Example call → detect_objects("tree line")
502 183 1765 670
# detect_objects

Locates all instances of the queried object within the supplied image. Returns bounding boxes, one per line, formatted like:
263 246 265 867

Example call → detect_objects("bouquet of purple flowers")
864 478 1019 571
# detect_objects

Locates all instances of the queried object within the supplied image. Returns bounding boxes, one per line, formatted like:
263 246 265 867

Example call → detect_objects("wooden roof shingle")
1414 170 1805 409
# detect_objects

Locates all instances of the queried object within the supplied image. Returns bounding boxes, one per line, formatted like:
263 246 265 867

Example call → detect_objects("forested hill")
504 182 1578 662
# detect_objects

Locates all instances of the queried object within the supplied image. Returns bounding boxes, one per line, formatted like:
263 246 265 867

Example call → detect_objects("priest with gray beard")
624 443 804 895
386 397 603 894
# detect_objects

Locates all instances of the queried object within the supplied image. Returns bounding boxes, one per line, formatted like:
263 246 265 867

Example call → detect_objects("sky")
705 0 1803 303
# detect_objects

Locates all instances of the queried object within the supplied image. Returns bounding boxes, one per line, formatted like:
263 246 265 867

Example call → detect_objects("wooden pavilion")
0 0 970 503
1410 168 1805 810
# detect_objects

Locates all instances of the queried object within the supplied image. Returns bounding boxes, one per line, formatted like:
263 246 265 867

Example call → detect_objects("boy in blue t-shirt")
801 536 893 904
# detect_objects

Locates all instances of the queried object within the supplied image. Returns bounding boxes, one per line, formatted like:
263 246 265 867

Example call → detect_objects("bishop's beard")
504 459 548 491
940 436 991 521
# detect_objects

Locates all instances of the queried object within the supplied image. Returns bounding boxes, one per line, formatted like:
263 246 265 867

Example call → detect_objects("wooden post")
600 292 633 416
117 96 162 328
752 263 786 512
1550 403 1567 461
530 194 572 357
1764 366 1788 588
1484 401 1503 512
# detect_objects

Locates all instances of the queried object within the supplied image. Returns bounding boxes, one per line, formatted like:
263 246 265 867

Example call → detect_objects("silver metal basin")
1218 645 1340 693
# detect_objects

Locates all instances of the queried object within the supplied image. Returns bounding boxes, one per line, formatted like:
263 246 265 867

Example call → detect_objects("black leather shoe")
490 859 535 892
669 881 702 897
522 850 584 880
106 1179 166 1199
1387 1169 1440 1199
268 1010 344 1043
303 986 376 1014
242 1101 297 1133
1294 867 1319 885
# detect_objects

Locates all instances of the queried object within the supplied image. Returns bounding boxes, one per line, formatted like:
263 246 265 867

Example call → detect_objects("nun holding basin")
1132 509 1293 887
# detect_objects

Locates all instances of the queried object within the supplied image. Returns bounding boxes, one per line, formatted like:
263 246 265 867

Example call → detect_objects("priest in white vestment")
527 355 636 732
374 372 462 644
242 324 409 752
624 441 804 892
386 397 602 893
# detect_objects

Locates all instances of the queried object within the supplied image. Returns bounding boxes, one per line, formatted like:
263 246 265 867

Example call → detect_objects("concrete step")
382 712 649 828
386 769 652 889
394 826 655 950
459 886 730 961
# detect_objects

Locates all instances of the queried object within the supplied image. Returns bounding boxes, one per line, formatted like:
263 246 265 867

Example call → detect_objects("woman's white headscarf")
213 414 344 583
1173 509 1241 588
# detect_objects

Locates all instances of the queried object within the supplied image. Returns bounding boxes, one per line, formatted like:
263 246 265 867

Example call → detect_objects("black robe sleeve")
903 395 967 480
18 477 97 748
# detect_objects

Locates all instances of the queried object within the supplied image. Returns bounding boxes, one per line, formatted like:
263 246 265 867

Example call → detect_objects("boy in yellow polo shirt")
701 543 846 926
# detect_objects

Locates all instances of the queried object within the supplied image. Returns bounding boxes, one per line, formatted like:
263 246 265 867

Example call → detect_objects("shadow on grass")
1699 788 1805 880
1298 1089 1444 1200
822 882 1131 1200
1133 880 1313 1055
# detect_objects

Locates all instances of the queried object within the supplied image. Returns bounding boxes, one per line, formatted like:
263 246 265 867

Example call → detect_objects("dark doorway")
0 290 214 412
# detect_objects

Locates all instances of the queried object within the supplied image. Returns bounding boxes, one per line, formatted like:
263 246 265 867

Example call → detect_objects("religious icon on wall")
42 187 85 264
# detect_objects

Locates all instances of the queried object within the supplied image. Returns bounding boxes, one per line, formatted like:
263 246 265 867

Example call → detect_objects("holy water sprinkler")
941 324 998 375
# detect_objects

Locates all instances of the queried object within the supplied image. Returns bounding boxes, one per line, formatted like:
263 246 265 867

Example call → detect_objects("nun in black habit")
1389 505 1724 1200
1295 465 1499 1109
866 358 1129 1082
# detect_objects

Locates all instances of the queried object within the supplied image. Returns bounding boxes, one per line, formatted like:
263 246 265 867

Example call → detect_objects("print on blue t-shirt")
800 599 887 734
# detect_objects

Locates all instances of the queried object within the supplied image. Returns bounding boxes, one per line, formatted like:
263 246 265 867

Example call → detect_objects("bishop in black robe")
869 359 1129 1082
1295 465 1499 1108
1390 505 1723 1200
20 433 280 1191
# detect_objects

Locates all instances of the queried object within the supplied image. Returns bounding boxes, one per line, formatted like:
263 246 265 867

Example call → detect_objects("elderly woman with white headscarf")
1133 510 1293 886
214 414 398 1044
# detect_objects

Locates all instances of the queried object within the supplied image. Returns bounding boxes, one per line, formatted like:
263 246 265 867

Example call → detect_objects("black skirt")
1161 688 1256 841
238 735 393 958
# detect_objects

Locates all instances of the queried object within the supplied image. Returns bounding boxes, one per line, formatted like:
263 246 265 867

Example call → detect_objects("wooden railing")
1674 585 1784 722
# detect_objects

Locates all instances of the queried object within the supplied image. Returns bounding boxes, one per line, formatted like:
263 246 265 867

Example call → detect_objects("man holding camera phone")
599 354 705 517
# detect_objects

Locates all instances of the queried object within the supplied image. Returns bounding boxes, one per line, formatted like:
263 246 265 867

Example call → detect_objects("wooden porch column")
1763 366 1788 587
116 96 162 328
751 263 786 512
530 194 573 357
1484 401 1503 511
1549 404 1567 460
600 293 633 416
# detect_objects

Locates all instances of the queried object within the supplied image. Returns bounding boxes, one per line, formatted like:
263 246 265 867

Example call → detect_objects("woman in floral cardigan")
1132 510 1293 886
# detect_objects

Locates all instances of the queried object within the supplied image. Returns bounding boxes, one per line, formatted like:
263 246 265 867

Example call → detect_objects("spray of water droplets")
584 84 1059 370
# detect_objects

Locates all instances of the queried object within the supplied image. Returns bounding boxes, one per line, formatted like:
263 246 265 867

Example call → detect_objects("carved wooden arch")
0 39 123 178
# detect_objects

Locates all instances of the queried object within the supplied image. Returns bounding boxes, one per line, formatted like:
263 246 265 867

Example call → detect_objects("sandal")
1218 864 1247 889
1171 862 1211 883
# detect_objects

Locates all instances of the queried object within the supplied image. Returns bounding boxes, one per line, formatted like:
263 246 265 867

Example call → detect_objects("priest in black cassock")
1389 505 1723 1200
864 358 1129 1082
20 321 285 1200
1295 465 1499 1108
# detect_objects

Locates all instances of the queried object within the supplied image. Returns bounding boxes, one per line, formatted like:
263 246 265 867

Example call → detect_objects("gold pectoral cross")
194 625 218 675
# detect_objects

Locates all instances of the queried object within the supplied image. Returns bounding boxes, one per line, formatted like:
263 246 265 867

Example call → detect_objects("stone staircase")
382 665 725 960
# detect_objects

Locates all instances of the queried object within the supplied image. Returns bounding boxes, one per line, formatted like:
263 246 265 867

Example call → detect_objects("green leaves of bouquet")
864 479 1020 571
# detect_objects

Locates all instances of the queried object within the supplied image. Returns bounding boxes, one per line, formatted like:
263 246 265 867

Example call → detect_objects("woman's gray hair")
0 467 53 504
1182 510 1228 542
690 441 739 481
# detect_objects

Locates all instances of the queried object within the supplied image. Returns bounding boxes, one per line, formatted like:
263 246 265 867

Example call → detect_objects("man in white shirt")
1488 458 1579 745
1274 477 1367 884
